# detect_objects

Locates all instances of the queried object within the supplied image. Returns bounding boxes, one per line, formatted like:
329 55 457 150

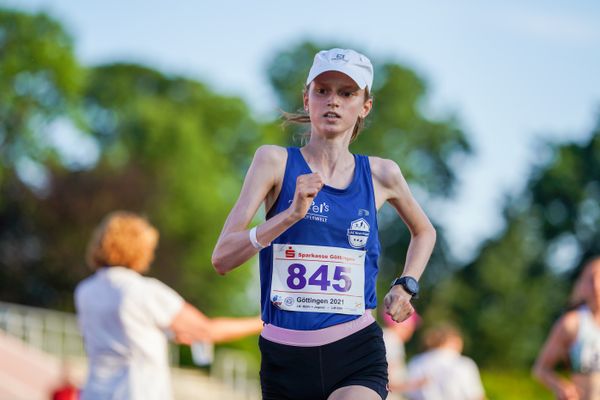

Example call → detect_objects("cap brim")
307 67 367 89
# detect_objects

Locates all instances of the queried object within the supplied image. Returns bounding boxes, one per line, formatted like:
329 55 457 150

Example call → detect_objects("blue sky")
8 0 600 260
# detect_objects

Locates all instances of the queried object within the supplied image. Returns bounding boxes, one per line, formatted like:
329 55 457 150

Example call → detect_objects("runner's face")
304 71 372 138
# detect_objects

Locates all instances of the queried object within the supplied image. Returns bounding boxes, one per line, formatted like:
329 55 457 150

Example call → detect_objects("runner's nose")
327 93 340 108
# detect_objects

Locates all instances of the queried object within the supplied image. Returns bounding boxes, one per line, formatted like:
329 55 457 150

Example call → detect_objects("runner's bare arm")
212 145 324 274
211 145 286 274
371 157 436 321
371 157 436 280
533 312 580 399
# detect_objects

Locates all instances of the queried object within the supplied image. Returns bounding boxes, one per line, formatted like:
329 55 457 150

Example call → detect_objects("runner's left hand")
383 285 414 323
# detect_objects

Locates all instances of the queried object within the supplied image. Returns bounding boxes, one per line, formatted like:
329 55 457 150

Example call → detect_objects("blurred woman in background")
534 257 600 400
76 211 262 400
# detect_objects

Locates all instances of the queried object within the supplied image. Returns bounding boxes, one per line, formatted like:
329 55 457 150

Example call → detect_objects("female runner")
212 48 436 400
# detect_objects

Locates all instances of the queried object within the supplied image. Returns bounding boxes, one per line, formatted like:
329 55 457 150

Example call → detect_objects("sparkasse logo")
285 246 296 258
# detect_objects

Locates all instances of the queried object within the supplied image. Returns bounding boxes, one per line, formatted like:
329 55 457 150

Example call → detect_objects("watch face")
405 278 418 293
391 277 419 297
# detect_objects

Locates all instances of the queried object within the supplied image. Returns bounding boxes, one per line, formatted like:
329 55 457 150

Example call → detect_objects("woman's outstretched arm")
170 303 263 344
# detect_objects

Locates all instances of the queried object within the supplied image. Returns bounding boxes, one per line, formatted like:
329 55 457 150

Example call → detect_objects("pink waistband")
260 310 375 347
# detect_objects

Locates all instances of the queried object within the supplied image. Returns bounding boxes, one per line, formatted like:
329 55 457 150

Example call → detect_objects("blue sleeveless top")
259 147 381 330
570 306 600 373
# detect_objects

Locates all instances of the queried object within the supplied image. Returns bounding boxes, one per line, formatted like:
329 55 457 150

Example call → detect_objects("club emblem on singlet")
347 218 370 248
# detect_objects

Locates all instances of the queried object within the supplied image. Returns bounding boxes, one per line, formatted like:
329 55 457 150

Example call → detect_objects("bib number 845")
287 264 351 292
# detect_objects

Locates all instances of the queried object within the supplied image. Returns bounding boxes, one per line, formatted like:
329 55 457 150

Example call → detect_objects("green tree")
80 63 273 314
0 8 85 307
0 8 83 182
529 121 600 263
0 9 275 316
424 115 600 368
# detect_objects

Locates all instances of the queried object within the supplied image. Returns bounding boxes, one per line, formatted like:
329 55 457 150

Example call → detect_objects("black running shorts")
259 321 388 400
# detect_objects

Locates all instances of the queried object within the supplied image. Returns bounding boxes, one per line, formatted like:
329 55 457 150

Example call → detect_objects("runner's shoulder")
250 145 287 185
254 145 287 169
558 308 582 338
368 156 403 188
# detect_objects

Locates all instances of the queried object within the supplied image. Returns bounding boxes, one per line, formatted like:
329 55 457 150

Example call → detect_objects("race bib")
270 244 365 315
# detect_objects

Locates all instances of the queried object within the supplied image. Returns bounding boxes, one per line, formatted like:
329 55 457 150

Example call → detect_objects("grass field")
481 369 553 399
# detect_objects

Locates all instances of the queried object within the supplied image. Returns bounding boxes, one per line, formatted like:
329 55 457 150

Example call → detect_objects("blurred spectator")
76 211 262 400
382 310 422 399
405 323 485 400
533 256 600 400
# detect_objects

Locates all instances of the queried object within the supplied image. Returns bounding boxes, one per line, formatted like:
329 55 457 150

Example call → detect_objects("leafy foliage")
0 9 83 178
422 117 600 368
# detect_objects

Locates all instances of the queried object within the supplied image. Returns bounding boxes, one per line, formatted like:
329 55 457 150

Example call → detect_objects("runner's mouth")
323 112 341 119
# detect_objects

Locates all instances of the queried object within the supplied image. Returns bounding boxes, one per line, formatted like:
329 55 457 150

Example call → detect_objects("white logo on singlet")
347 218 370 248
289 199 330 223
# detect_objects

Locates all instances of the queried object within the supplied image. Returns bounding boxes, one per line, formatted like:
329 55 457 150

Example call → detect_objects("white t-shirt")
383 328 407 382
75 267 184 400
406 348 485 400
383 328 408 400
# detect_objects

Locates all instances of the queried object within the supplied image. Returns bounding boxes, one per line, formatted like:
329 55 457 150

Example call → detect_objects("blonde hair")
86 211 159 272
282 85 372 144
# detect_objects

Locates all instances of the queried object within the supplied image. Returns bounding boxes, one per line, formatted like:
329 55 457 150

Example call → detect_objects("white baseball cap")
306 48 374 91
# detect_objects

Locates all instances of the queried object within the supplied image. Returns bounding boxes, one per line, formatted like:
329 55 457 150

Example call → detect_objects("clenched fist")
383 285 414 323
289 173 324 221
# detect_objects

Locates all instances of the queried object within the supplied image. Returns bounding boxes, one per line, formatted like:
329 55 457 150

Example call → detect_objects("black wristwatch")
390 276 419 299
